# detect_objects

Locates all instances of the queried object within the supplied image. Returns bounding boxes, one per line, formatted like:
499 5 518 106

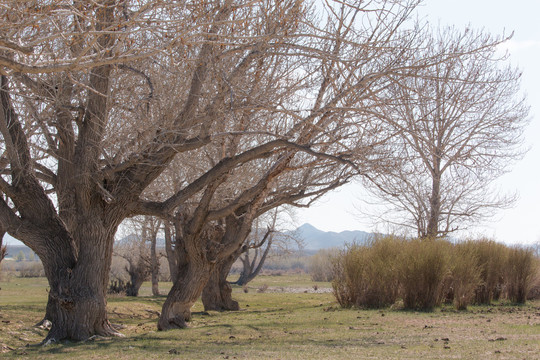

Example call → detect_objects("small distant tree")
234 208 299 286
15 250 25 262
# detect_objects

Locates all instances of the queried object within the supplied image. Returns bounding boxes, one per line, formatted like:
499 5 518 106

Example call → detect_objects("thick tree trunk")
39 221 122 343
126 270 146 297
202 254 239 311
158 261 213 330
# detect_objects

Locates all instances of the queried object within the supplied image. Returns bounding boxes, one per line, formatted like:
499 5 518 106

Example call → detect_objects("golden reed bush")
332 236 538 311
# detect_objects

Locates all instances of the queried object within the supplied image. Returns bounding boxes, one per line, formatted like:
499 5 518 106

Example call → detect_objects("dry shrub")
332 236 401 309
505 246 537 304
469 239 507 304
309 248 339 282
449 242 481 310
397 238 450 311
527 265 540 300
18 262 45 278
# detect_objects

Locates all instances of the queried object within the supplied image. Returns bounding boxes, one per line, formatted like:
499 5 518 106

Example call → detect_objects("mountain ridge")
291 223 372 250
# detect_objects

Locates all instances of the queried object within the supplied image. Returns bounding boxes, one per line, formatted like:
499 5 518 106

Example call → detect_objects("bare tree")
361 27 529 238
234 222 276 287
0 0 495 341
0 0 299 341
201 207 295 312
233 208 298 287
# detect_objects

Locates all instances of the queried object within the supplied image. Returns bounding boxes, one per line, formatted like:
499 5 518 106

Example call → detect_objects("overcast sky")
296 0 540 245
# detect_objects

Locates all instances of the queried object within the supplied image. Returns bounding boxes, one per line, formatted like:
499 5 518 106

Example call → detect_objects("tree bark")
202 254 239 311
164 222 179 284
150 221 160 296
126 265 147 297
158 260 213 330
39 223 122 343
158 213 226 329
426 171 441 238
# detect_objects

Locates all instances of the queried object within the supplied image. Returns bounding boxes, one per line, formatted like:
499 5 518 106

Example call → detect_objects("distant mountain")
293 223 373 250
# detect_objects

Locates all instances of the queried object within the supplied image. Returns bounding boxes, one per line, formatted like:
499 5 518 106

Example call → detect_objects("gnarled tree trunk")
158 260 213 330
41 222 122 343
202 253 240 311
158 213 228 329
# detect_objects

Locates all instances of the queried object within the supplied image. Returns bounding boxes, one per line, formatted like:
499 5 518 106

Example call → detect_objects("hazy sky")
297 0 540 245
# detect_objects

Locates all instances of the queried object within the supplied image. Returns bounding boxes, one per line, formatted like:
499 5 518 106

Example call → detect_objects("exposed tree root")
157 315 188 331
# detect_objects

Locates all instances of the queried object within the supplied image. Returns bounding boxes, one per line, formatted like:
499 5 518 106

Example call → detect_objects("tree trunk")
164 222 179 283
426 145 442 238
202 254 239 311
235 251 253 286
158 261 213 330
126 270 146 297
150 227 160 296
0 230 6 266
39 221 122 343
426 172 441 238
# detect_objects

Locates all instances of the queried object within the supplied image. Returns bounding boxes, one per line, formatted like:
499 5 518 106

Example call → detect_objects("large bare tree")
361 27 529 238
0 0 311 341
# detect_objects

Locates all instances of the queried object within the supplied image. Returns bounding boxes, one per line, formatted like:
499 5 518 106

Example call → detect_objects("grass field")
1 274 539 359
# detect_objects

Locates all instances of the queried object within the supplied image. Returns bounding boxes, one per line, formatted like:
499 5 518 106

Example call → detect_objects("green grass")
1 275 539 359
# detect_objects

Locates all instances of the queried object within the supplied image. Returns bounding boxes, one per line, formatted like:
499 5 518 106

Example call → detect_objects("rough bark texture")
158 214 228 329
164 222 179 284
202 254 240 311
39 224 122 343
150 225 160 296
158 243 214 330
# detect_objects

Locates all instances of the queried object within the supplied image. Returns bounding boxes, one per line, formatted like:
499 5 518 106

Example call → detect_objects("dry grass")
0 275 539 359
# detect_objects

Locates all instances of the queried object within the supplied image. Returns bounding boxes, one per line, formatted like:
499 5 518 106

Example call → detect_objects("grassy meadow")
0 274 539 359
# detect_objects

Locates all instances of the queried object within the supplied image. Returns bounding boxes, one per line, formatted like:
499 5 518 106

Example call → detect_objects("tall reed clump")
505 246 537 304
332 236 401 308
470 239 508 304
448 242 481 310
332 236 539 311
397 238 450 311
